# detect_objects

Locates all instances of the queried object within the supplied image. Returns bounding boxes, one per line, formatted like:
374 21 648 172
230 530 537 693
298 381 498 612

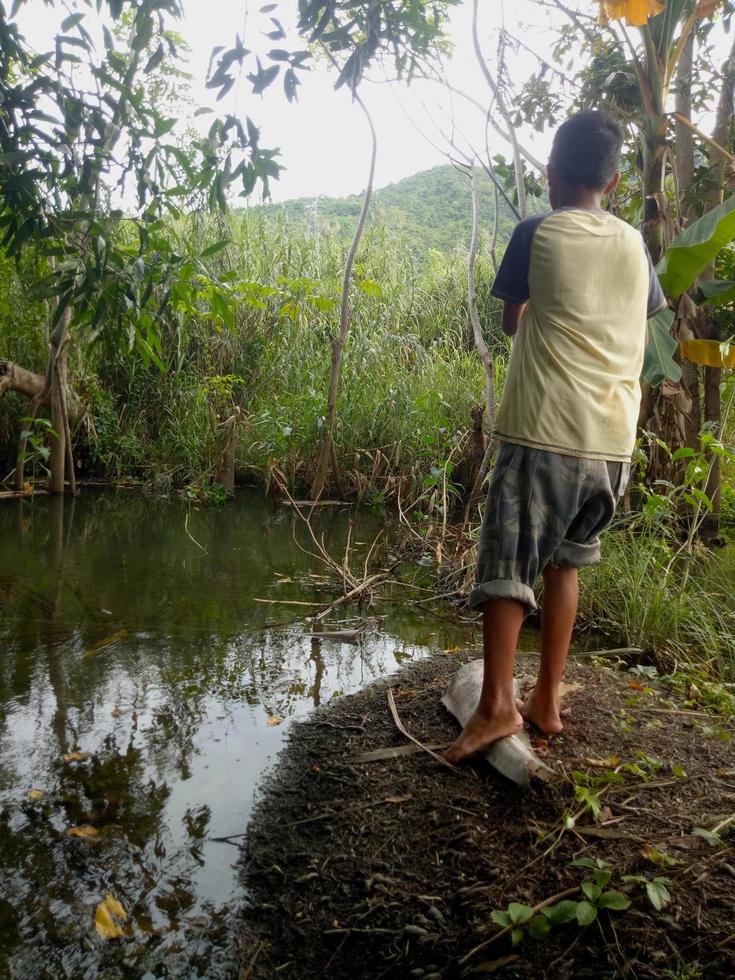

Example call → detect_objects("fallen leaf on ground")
385 793 413 804
642 845 683 868
585 755 620 768
559 681 582 700
27 789 44 800
443 646 461 654
63 751 90 763
266 715 283 726
95 893 127 940
67 825 98 838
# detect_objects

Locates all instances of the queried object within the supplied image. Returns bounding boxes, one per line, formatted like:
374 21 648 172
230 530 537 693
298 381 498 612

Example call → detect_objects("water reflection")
0 490 478 977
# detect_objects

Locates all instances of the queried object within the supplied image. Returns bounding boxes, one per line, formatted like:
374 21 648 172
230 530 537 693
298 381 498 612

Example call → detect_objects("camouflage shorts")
470 442 630 615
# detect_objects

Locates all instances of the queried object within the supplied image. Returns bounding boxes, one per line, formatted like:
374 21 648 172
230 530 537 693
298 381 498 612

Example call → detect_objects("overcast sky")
171 0 557 202
13 1 730 204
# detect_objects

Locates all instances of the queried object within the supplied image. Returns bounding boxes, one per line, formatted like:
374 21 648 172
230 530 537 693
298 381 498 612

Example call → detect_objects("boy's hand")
502 301 526 337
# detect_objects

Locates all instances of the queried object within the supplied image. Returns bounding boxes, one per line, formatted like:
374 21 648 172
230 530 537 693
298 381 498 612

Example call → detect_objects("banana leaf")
695 278 735 306
656 195 735 297
642 307 681 386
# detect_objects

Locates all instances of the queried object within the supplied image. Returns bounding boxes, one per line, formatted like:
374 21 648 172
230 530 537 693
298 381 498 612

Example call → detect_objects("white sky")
178 0 556 201
13 1 731 204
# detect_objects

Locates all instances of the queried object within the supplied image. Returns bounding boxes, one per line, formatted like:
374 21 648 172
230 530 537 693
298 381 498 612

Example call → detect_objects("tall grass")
577 518 735 678
1 209 506 496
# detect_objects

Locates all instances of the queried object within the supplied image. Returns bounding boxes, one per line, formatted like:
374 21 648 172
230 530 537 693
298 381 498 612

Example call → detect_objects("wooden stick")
712 813 735 836
670 112 735 165
387 688 461 774
351 742 449 763
253 598 327 607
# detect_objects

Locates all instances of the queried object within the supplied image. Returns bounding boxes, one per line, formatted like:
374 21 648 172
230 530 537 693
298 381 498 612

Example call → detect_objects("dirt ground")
238 651 735 979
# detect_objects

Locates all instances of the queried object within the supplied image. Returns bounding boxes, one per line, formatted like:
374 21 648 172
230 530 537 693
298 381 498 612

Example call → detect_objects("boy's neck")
554 187 605 212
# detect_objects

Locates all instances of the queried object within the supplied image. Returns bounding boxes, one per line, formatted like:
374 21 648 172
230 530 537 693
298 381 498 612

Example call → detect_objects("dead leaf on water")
82 629 129 659
63 751 90 763
67 825 98 838
111 707 123 718
95 893 127 940
27 789 44 800
266 715 284 726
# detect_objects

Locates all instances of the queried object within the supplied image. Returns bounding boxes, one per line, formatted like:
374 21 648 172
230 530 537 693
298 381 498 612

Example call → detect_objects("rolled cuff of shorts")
469 579 537 616
550 538 601 569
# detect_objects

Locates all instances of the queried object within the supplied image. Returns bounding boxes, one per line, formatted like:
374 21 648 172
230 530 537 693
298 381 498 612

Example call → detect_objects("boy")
445 110 666 763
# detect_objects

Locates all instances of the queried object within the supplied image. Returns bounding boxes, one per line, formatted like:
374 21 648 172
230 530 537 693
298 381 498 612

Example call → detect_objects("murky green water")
0 490 478 978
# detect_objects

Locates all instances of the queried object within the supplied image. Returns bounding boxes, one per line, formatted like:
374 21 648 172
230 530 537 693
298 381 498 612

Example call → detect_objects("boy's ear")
603 171 620 196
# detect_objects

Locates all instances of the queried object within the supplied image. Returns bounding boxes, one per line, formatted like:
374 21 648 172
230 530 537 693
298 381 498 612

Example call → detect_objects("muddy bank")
239 651 735 979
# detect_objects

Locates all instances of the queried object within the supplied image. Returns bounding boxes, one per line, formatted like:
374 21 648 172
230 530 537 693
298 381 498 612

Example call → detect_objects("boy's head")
548 109 622 208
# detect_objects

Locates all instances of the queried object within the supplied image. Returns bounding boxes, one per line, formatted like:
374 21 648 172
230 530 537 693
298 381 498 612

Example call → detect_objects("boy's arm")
502 301 526 337
644 242 667 318
491 217 541 327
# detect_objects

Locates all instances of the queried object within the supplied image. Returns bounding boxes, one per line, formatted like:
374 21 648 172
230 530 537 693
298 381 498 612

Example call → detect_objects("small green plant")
490 858 630 947
621 874 672 911
18 416 57 485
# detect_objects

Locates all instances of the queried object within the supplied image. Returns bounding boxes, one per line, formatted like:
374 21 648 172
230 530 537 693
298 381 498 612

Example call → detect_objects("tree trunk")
0 360 47 401
674 32 702 453
49 345 68 494
214 412 238 495
463 165 496 523
699 34 735 534
471 0 527 218
310 88 377 500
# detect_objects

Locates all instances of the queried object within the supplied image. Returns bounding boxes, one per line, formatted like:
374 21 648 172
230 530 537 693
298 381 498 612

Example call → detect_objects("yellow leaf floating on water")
266 715 284 726
67 825 98 838
82 629 129 659
27 789 44 800
63 751 90 763
95 893 127 940
111 707 123 718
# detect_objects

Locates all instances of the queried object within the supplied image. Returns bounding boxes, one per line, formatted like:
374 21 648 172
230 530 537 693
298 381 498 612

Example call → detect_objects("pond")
0 489 481 978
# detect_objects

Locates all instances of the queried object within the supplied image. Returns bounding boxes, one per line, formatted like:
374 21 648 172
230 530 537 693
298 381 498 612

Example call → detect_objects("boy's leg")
521 565 578 734
444 597 524 763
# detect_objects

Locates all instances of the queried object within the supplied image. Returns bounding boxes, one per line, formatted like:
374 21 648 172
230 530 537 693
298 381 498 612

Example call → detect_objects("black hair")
549 110 623 189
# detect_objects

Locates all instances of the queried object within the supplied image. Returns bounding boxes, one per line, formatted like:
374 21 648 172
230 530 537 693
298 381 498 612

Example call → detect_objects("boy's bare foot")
520 687 563 735
444 704 523 764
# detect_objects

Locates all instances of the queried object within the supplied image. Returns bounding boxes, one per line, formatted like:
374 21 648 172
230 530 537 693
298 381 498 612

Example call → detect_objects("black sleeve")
490 213 547 305
644 242 667 318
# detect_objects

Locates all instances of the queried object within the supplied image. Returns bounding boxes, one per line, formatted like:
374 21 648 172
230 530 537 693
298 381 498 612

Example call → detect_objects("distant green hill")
259 164 541 257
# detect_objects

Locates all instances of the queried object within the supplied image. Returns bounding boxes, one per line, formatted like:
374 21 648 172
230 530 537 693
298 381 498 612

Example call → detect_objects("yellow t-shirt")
491 208 667 461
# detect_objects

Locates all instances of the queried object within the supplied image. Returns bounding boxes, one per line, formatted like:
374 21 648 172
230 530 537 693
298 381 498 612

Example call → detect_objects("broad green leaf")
657 195 735 297
527 914 551 940
599 890 631 911
696 279 735 306
510 927 524 946
542 900 579 925
582 881 601 903
642 308 682 387
201 240 230 258
692 826 721 846
508 902 534 926
490 909 511 927
646 879 671 911
575 900 598 926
